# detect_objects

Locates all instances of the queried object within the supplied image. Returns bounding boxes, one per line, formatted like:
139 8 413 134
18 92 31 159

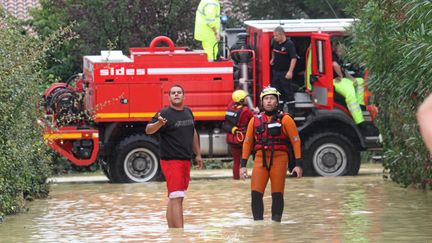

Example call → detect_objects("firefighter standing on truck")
240 86 303 222
194 0 221 61
270 26 297 114
223 90 254 180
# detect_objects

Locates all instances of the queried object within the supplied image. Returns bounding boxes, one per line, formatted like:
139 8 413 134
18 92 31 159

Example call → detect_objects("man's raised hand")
158 113 167 125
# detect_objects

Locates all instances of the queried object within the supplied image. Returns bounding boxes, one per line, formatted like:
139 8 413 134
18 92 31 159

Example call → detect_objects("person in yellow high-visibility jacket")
332 45 365 125
194 0 220 61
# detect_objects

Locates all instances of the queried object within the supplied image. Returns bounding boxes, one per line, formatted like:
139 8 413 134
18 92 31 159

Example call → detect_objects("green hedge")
0 11 72 221
346 0 432 188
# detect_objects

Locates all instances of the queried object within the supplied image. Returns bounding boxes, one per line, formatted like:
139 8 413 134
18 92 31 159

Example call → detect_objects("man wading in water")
146 84 204 228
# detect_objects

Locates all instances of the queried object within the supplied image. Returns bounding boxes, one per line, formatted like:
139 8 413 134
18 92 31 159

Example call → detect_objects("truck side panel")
83 50 234 122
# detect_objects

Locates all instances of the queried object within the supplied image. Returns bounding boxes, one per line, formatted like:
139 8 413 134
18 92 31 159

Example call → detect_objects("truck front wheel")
303 132 360 176
109 134 163 183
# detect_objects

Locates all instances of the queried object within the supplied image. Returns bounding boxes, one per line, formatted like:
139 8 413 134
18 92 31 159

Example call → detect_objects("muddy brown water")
1 166 432 242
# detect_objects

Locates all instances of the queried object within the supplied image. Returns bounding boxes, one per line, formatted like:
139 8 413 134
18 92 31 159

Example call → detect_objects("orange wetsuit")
241 112 301 221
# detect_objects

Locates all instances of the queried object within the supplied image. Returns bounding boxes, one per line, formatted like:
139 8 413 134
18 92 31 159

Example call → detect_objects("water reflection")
1 172 432 242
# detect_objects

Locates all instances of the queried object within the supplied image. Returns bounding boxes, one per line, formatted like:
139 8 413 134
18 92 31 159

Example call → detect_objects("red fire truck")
40 19 381 183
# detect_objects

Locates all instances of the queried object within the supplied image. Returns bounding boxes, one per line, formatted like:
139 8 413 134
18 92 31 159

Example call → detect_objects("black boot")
271 192 284 222
251 190 264 220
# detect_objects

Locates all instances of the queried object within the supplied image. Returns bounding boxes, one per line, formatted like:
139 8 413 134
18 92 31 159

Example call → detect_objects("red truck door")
129 83 163 120
309 33 334 109
95 84 130 120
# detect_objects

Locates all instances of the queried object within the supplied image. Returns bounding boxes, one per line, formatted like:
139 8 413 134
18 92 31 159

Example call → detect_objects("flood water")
1 166 432 242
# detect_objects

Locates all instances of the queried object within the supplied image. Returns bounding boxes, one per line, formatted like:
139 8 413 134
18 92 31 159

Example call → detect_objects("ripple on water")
1 172 432 242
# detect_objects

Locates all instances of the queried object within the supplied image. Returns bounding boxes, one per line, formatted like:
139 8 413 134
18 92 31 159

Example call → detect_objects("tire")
303 132 360 176
109 134 163 183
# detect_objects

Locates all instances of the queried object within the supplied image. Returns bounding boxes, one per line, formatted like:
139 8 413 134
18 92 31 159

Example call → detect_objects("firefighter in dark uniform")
270 26 297 115
223 90 254 179
240 86 303 222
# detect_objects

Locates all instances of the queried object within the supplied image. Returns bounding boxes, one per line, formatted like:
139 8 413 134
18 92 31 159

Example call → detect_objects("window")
316 40 325 74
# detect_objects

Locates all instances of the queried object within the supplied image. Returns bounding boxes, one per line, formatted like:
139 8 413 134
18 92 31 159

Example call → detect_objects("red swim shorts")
160 160 191 198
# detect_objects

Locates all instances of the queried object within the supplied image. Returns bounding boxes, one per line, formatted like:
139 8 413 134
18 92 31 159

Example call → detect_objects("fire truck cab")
235 18 381 176
41 19 381 183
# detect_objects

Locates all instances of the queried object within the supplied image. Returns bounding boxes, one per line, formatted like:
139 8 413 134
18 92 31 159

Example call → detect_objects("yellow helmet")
260 86 280 101
232 90 248 103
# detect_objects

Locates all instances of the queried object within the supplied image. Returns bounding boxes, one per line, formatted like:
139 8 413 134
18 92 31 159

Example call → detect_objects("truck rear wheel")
303 132 360 176
109 134 163 183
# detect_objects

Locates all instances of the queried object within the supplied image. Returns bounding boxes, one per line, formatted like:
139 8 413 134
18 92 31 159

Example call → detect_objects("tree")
346 0 432 188
0 8 69 219
297 0 349 19
222 0 349 24
29 0 76 84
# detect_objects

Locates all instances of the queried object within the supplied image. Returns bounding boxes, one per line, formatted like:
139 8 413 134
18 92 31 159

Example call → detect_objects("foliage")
222 0 349 25
346 0 432 188
28 1 76 84
0 10 73 220
298 0 349 18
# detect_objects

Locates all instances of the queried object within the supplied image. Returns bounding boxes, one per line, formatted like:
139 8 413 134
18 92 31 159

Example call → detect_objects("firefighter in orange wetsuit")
223 90 254 179
240 86 303 222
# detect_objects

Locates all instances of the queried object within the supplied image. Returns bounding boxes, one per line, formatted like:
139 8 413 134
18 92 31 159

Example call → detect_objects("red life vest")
224 103 248 145
253 112 290 151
